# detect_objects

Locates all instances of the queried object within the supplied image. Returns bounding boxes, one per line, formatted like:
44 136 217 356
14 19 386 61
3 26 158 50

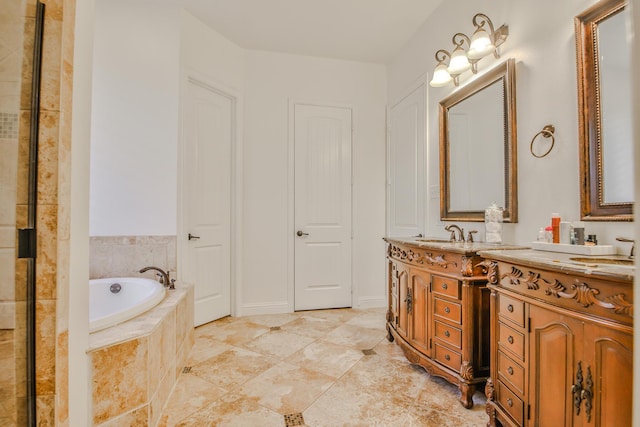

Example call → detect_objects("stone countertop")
477 249 635 283
384 236 528 255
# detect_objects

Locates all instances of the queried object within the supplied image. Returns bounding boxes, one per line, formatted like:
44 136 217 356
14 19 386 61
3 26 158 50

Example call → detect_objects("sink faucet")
616 237 635 259
444 224 465 243
139 266 175 289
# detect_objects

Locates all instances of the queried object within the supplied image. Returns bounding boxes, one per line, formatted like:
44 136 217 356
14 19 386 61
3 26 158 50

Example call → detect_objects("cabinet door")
396 262 410 339
529 305 583 427
408 268 430 353
584 324 632 427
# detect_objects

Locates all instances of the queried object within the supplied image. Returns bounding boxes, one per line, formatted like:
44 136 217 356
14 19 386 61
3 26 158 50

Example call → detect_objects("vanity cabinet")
483 253 633 427
385 239 491 408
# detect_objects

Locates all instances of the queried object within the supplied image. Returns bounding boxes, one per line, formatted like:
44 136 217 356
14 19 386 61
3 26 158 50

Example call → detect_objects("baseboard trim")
356 296 386 309
240 301 290 317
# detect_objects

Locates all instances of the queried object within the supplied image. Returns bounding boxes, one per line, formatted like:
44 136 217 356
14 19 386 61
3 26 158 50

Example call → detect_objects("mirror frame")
575 0 632 221
439 58 518 222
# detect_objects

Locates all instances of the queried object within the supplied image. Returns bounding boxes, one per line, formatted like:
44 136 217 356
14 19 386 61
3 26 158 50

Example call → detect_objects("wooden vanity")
480 249 633 427
384 238 520 408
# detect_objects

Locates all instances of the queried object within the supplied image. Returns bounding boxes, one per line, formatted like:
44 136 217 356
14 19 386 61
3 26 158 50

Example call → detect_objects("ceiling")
180 0 444 64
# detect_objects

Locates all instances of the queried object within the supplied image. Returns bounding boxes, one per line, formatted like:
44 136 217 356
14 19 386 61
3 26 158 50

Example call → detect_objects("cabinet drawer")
434 342 462 372
434 320 462 349
498 293 525 327
496 380 524 426
432 275 460 299
497 351 525 396
498 322 525 360
434 298 462 324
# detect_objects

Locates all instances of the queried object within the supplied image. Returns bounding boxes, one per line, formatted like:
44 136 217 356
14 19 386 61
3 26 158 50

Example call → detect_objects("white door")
294 104 352 311
388 85 425 237
183 78 232 326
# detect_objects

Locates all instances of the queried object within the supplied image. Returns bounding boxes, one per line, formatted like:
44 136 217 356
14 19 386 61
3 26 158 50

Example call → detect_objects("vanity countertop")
478 248 634 283
384 236 528 255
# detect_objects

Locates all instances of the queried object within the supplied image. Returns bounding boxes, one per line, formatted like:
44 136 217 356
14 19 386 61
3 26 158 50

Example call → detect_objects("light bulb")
447 47 471 75
429 63 452 87
468 28 494 59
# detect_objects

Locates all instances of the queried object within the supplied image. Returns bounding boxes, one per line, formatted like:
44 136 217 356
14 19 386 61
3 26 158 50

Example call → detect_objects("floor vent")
362 349 376 356
182 366 192 374
270 326 282 331
284 413 305 427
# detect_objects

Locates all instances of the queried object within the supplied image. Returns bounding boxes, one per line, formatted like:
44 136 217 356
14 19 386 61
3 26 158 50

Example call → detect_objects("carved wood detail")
477 260 498 284
499 265 633 318
389 244 458 269
485 377 496 427
460 361 474 380
461 256 473 276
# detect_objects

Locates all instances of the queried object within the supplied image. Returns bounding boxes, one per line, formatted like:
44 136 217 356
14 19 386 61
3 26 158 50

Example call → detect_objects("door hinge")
527 404 531 419
18 228 36 259
528 318 531 333
429 338 432 349
429 279 432 292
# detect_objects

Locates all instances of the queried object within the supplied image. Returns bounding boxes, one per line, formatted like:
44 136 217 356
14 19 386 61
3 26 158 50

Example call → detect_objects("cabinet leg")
386 324 394 342
459 383 475 409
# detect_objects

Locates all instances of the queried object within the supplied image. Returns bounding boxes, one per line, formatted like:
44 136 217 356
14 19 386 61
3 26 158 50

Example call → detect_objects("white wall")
388 0 635 248
91 4 388 312
90 0 180 236
242 51 387 313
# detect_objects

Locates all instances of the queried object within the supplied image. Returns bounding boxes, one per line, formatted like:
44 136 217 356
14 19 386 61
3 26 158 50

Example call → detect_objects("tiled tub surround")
88 284 194 426
89 236 177 280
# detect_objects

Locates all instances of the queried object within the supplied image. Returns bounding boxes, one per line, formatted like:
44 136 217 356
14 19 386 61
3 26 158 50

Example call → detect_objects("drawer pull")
507 398 513 407
444 330 450 338
507 304 514 313
508 336 514 345
445 354 451 361
442 283 448 290
507 367 514 375
444 307 450 314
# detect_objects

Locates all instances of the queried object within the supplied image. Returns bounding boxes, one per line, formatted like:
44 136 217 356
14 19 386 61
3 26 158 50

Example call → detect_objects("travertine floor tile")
345 308 387 330
175 392 284 427
322 323 386 350
300 307 359 323
241 330 315 359
186 336 234 365
286 340 363 378
157 374 226 427
279 315 341 339
244 312 301 328
190 347 276 390
237 362 334 414
207 320 270 346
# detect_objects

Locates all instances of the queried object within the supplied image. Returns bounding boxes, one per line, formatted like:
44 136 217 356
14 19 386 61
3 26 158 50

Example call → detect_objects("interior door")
183 78 232 326
293 104 352 311
388 85 425 237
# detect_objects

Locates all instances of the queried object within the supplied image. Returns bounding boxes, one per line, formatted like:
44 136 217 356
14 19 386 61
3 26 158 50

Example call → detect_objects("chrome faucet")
616 237 635 259
444 224 465 243
139 266 175 290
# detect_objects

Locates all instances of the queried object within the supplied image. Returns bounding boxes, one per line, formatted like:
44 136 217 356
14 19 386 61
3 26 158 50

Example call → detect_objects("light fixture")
429 13 508 88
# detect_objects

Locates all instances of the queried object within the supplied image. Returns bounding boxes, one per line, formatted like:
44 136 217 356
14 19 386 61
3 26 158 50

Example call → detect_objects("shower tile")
91 337 149 425
40 0 63 112
241 330 314 359
237 362 335 415
286 340 363 378
16 112 30 205
0 249 16 301
35 204 58 300
35 300 56 395
55 330 68 423
157 373 226 427
35 394 55 427
36 111 59 205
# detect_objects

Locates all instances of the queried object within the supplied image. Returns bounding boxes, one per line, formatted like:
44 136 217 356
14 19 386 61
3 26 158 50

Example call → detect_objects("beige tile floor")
159 308 487 427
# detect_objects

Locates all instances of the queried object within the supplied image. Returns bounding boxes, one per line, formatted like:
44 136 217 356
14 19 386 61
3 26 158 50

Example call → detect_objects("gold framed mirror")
576 0 633 221
439 58 517 222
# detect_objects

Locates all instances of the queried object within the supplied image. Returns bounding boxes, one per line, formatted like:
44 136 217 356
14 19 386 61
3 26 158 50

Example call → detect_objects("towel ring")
530 125 555 158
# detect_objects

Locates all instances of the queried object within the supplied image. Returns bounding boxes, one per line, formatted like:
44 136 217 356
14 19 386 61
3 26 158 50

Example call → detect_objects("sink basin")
415 238 452 243
569 257 634 266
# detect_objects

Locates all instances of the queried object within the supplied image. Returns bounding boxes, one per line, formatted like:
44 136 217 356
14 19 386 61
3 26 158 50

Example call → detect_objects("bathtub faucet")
138 266 175 290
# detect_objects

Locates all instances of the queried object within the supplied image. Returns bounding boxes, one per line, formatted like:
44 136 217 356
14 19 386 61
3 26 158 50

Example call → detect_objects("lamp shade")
447 46 471 75
468 28 494 59
429 63 452 87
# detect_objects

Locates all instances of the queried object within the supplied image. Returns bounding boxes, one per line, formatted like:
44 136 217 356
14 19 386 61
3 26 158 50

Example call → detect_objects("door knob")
188 233 200 240
296 230 309 237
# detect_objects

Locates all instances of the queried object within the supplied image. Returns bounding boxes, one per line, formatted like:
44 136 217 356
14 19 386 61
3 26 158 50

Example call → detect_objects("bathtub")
89 277 166 333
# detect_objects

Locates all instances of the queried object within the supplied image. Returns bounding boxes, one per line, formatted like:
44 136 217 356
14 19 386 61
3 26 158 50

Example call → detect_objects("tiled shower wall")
89 236 177 279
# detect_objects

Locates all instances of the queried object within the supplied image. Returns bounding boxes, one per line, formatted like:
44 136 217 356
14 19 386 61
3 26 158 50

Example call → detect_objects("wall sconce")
430 13 508 87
